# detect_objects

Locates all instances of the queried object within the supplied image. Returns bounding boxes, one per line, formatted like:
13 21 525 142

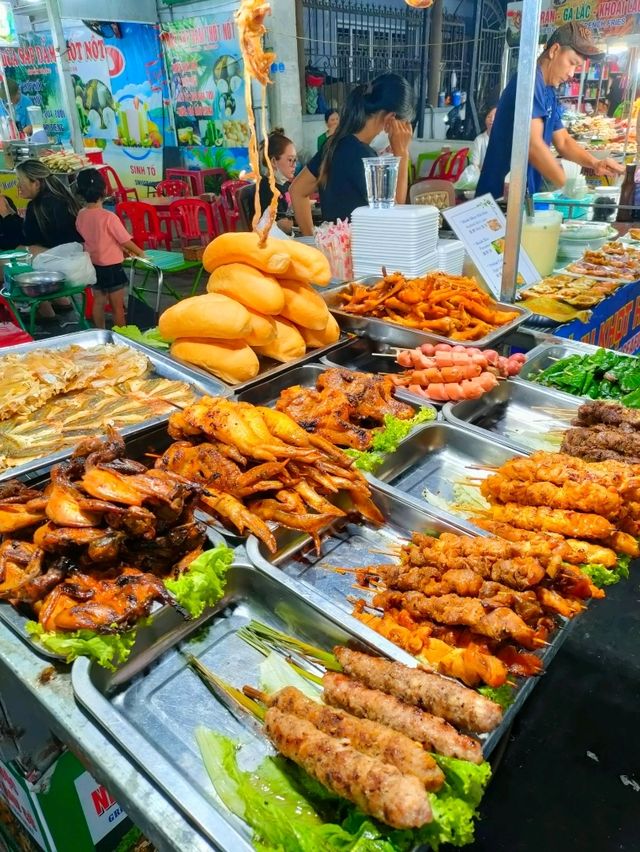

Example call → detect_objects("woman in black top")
256 131 297 234
290 73 415 235
0 195 24 251
16 159 82 318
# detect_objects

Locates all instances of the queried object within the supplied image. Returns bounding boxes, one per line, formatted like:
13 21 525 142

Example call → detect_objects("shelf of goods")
0 242 638 852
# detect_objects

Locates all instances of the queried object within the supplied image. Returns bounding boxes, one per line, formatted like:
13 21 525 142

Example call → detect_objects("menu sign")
507 0 640 44
443 194 540 299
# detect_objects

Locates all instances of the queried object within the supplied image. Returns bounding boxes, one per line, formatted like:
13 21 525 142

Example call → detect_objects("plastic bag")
32 242 97 286
454 163 480 191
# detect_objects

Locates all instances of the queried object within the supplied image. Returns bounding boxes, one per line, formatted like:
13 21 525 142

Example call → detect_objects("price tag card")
443 194 540 298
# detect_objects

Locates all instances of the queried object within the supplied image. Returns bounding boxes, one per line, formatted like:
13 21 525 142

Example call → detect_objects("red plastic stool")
0 321 33 346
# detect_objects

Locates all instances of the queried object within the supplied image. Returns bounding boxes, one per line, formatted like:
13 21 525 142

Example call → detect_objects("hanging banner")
161 14 249 150
506 0 640 46
0 34 70 142
554 279 640 354
64 28 116 140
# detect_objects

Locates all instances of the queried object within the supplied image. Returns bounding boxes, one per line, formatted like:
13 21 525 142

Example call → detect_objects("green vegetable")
535 349 640 406
260 650 321 700
196 729 491 851
346 407 436 472
25 621 139 671
112 325 171 350
164 545 234 618
477 683 515 711
581 554 630 589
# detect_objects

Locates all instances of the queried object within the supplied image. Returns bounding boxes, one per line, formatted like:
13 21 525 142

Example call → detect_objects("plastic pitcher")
521 210 562 277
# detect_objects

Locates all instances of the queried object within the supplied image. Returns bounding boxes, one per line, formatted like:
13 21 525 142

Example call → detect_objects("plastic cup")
521 210 562 277
362 156 400 208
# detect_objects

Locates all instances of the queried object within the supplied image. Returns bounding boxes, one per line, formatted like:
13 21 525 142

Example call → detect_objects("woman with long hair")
257 130 297 234
16 159 83 318
291 73 414 235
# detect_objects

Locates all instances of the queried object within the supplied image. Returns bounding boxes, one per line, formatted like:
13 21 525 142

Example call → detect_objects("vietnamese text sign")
507 0 640 45
443 194 540 299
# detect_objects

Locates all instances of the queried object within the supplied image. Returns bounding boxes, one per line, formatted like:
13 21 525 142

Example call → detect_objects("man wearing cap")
476 23 623 199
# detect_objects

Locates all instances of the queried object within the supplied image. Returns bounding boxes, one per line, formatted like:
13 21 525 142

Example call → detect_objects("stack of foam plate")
351 205 440 278
436 239 466 276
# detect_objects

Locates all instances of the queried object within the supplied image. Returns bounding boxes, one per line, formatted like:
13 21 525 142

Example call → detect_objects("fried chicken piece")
8 558 70 606
334 646 502 733
263 686 444 790
264 707 432 829
316 368 414 423
0 540 44 597
276 385 372 449
38 568 173 633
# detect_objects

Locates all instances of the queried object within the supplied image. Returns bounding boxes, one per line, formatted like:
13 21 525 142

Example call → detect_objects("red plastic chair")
97 164 139 203
169 199 219 245
155 179 191 198
115 201 171 251
219 179 251 232
427 148 470 182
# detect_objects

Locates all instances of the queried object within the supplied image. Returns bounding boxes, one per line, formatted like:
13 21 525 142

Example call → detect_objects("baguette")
279 279 330 330
244 309 277 346
207 264 285 315
299 313 341 348
255 316 307 362
159 294 251 341
170 338 260 384
275 241 332 286
202 233 292 275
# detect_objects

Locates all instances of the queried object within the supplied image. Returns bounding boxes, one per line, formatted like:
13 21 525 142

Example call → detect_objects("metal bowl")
14 271 66 297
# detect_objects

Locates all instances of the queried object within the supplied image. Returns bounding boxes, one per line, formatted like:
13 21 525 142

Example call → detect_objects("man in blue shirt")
477 22 623 199
6 78 33 136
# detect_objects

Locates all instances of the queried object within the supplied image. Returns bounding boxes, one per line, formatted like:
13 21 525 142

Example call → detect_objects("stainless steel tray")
71 561 416 851
0 424 226 660
515 341 629 385
0 330 231 483
246 487 580 762
443 381 580 454
233 362 436 422
322 280 531 348
168 335 348 392
366 422 523 525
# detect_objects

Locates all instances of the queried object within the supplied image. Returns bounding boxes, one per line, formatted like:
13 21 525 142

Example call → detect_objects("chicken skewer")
245 685 444 790
480 475 623 520
264 707 433 829
483 503 615 541
333 647 503 733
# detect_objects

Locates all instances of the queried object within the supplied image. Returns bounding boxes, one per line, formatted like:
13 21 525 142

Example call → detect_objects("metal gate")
302 0 425 110
476 0 507 112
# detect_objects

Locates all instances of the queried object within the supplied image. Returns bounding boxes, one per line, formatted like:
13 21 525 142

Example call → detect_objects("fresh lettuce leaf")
25 621 138 671
164 545 233 618
112 325 170 350
582 554 630 589
260 650 321 700
196 728 491 852
346 407 436 472
477 683 516 711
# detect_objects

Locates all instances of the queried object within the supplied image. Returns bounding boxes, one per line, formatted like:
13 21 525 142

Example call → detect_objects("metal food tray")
246 483 580 762
365 422 523 524
514 341 632 386
233 362 437 422
321 280 531 348
71 561 418 851
0 424 226 660
168 335 348 393
443 381 581 454
0 330 231 483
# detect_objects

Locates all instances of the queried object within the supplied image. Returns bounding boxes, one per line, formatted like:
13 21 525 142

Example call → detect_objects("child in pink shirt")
76 168 145 328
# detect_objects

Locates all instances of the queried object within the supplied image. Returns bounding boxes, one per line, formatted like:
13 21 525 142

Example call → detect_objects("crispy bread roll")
159 294 251 341
276 241 332 286
299 313 341 348
279 279 330 330
170 338 260 384
207 264 285 315
244 309 277 346
255 316 307 362
202 233 292 275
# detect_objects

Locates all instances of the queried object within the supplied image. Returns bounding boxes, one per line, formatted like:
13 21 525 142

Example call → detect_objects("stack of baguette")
159 233 339 384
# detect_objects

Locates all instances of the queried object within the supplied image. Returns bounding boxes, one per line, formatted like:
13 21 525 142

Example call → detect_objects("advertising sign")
506 0 640 46
161 14 249 150
555 278 640 353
